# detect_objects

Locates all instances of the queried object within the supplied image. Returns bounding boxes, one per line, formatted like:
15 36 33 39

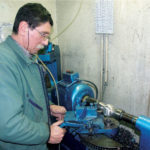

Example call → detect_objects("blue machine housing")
136 115 150 150
52 72 94 110
38 43 61 86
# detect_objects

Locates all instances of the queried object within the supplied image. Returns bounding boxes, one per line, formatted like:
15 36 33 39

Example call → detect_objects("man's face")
27 22 51 54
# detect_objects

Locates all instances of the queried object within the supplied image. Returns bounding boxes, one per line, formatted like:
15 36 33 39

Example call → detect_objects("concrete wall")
56 0 150 116
104 0 150 116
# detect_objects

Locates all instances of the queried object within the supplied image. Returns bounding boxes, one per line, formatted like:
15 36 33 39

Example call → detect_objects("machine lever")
59 121 84 128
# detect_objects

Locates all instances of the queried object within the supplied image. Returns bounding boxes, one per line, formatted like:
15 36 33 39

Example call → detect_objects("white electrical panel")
96 0 113 34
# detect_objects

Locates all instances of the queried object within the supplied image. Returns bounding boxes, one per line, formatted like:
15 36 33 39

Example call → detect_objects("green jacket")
0 36 50 150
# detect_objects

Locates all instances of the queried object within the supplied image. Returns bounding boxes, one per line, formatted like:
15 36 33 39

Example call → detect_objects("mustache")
36 44 44 49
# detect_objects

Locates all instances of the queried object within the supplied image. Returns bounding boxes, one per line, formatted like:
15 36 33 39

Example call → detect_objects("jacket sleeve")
0 63 50 145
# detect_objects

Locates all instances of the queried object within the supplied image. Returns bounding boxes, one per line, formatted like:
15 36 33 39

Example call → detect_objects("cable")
51 0 84 41
27 28 29 50
35 54 60 106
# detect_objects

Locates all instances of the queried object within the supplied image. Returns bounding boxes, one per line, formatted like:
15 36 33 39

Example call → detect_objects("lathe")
39 43 150 150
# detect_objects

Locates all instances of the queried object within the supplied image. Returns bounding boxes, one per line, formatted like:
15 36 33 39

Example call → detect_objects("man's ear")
18 21 28 35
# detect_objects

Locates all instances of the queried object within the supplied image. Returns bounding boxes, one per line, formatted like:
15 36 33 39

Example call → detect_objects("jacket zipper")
37 63 51 126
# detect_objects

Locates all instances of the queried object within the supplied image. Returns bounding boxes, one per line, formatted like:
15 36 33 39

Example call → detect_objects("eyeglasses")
35 28 51 41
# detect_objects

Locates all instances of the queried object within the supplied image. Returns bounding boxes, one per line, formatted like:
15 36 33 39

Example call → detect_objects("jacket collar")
5 36 37 65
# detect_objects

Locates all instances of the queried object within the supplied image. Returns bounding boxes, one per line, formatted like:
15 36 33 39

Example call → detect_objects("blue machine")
38 43 61 86
136 116 150 150
51 72 95 110
60 105 119 136
39 43 150 150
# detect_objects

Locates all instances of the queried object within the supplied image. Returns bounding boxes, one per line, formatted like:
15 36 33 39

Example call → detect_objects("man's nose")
42 39 49 46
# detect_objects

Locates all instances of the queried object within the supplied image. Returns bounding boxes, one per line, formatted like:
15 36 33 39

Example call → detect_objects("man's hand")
50 105 66 120
48 120 66 144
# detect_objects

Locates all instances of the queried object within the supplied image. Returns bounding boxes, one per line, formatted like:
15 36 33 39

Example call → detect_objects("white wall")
56 0 150 116
104 0 150 116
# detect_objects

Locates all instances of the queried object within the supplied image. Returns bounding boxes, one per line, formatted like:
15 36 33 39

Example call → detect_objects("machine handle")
59 121 83 128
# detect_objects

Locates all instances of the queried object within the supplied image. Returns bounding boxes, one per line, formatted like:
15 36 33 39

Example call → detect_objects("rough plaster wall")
104 0 150 116
56 0 101 98
56 0 150 116
0 0 58 43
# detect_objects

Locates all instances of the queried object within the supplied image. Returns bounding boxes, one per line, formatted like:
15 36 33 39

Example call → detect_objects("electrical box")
96 0 114 34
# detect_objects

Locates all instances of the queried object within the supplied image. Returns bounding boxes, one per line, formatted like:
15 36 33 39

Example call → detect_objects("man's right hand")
48 120 66 144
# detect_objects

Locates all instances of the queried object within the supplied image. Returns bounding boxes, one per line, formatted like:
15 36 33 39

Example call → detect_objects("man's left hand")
50 105 66 120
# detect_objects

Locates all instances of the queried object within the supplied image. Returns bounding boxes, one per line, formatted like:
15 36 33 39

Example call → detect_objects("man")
0 3 66 150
